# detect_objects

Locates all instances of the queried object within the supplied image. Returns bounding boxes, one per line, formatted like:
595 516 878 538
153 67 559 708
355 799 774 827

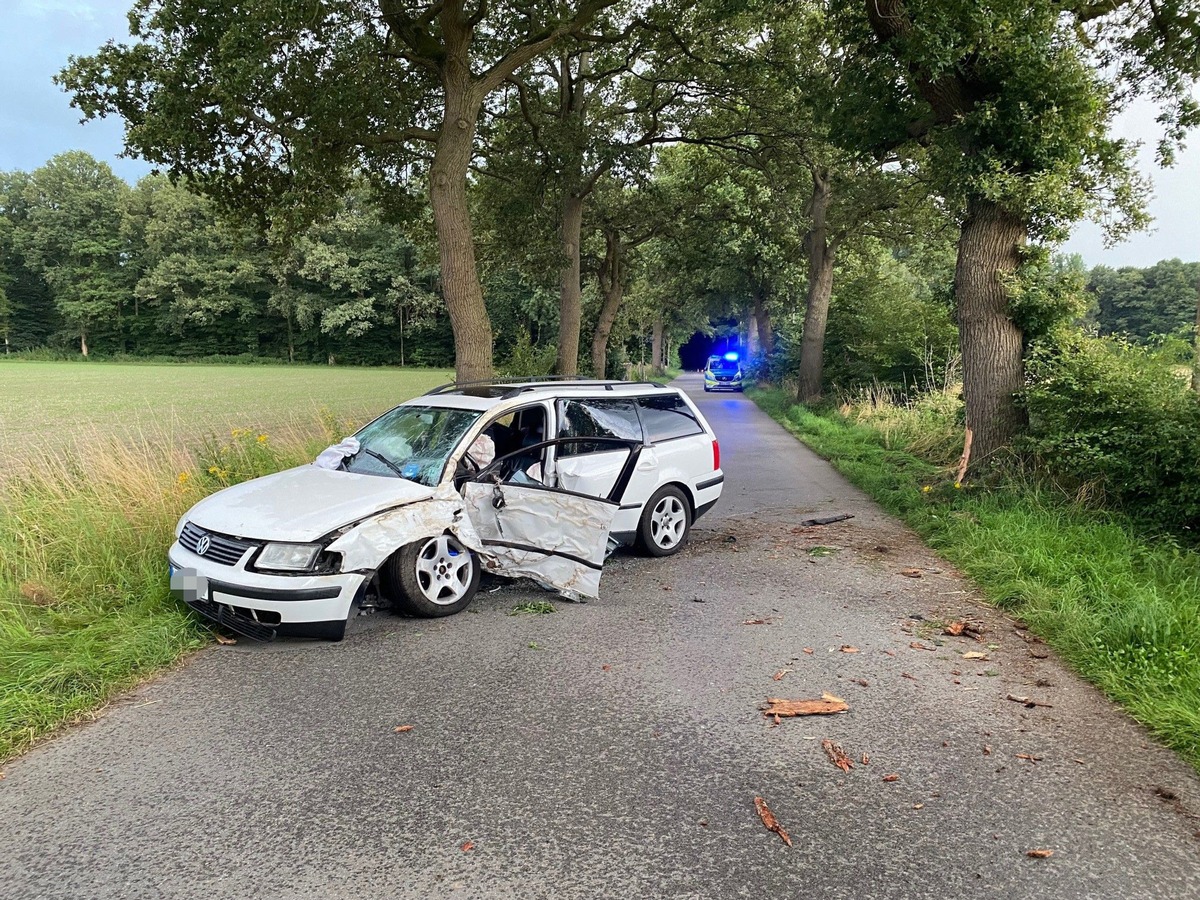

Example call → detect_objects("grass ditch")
749 386 1200 770
0 417 359 762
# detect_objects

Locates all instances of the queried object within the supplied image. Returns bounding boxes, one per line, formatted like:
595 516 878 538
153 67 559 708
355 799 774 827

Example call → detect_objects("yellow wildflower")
176 472 190 485
257 434 268 444
208 466 220 475
953 482 962 490
921 485 932 493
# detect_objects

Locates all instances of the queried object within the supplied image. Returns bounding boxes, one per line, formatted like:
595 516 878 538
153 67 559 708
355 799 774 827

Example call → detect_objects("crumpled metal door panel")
327 483 486 571
461 482 617 598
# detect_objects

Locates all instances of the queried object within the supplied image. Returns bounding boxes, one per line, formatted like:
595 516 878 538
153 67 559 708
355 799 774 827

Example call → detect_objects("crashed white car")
169 380 724 641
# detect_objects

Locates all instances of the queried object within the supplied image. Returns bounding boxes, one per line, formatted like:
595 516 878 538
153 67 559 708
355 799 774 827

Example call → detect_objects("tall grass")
0 421 348 761
751 386 1200 769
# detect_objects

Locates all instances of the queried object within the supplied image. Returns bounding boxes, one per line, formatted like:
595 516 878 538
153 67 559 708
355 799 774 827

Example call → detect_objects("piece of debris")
1026 849 1054 859
910 641 935 651
913 803 925 810
601 664 612 672
962 651 988 661
902 672 917 680
899 568 923 578
944 621 966 636
860 752 870 765
762 695 849 718
692 597 705 603
698 819 708 827
754 796 793 847
799 513 855 527
1015 753 1043 763
1029 648 1050 659
214 632 237 645
743 617 774 626
1006 694 1053 709
772 669 788 682
839 645 860 653
882 774 900 783
822 739 854 773
19 582 56 606
874 545 890 553
983 745 992 756
460 841 475 852
393 724 415 733
852 678 869 687
802 647 814 655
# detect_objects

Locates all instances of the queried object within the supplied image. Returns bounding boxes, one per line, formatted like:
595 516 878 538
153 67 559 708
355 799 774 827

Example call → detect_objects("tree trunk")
556 192 585 375
797 171 837 403
286 312 294 363
80 327 89 358
651 318 664 375
399 306 406 368
592 231 624 378
1192 278 1200 394
747 307 760 357
955 197 1027 462
430 65 492 383
752 282 774 357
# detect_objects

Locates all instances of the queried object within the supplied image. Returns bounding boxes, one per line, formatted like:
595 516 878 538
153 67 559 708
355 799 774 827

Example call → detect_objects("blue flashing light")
723 352 739 362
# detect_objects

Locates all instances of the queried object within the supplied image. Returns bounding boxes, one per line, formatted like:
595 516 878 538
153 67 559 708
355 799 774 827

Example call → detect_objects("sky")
1 0 1197 268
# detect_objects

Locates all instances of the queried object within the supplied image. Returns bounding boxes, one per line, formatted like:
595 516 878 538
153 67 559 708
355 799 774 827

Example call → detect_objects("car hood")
184 465 438 543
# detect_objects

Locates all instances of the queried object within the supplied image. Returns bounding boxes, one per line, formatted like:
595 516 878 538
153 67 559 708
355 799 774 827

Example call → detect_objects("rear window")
557 399 642 456
636 394 705 443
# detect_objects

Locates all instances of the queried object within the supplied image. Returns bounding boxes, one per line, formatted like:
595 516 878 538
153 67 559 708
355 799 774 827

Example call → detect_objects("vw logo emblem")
195 535 212 556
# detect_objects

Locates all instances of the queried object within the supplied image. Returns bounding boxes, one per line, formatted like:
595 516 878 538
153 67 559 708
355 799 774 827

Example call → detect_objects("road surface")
4 373 1198 899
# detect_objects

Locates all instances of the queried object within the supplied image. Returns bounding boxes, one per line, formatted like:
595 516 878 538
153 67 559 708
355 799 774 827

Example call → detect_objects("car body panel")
171 380 725 637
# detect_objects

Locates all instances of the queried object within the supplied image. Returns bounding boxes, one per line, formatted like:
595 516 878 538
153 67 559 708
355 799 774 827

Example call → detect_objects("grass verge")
0 416 358 762
750 386 1200 770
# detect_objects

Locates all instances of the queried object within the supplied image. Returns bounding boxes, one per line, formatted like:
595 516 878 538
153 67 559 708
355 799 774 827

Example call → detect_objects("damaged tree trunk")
956 197 1027 462
797 170 837 404
592 230 624 377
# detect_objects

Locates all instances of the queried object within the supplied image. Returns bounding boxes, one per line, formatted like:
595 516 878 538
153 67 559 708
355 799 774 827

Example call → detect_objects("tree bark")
592 230 624 377
752 282 774 356
651 317 664 374
797 170 837 404
955 197 1027 462
556 191 585 375
1192 277 1200 394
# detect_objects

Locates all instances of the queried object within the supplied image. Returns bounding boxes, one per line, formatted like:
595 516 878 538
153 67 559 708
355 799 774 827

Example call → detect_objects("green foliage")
1023 335 1200 529
1007 251 1090 341
1089 258 1200 341
498 329 557 378
751 385 1200 770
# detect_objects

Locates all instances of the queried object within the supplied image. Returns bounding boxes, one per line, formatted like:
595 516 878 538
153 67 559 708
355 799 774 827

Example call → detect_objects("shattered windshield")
343 405 481 486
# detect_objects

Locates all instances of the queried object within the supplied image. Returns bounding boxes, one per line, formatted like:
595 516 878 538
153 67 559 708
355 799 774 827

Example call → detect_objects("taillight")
712 439 720 471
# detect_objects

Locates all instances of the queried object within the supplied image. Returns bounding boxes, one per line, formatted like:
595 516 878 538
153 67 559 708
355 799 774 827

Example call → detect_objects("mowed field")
0 361 453 462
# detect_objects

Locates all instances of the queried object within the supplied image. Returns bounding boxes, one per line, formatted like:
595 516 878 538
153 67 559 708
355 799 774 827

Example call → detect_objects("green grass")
510 600 557 615
0 363 450 761
0 359 452 462
750 386 1200 769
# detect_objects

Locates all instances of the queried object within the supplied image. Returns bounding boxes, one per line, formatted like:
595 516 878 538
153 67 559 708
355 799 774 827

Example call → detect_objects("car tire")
638 485 692 557
383 533 481 617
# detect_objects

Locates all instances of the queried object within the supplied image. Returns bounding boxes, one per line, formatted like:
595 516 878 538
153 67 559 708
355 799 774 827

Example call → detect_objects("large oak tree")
61 0 620 381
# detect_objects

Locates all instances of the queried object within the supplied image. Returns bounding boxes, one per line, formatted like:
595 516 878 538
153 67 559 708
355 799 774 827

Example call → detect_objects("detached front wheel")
638 485 692 557
384 534 481 617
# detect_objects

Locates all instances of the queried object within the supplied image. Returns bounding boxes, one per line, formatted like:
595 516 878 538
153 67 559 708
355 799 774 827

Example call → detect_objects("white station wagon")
169 379 724 641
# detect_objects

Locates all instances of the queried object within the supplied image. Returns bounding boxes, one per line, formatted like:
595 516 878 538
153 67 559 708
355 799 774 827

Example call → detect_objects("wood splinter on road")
822 739 854 773
762 694 849 718
754 796 793 847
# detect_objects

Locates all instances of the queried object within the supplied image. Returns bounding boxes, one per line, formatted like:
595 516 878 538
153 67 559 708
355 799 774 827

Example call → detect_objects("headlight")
256 542 321 572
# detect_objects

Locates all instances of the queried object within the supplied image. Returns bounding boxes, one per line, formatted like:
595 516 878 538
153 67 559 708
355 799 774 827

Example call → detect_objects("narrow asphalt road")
4 373 1199 899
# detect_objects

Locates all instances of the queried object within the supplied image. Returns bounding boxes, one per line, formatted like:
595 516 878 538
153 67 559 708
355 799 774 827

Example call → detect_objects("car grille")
179 522 259 566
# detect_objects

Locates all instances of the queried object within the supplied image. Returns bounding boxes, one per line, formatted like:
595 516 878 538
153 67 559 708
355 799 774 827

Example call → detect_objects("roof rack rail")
423 377 670 397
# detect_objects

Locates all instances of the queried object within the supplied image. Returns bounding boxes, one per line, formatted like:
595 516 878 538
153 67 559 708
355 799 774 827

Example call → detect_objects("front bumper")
169 540 365 638
704 378 743 391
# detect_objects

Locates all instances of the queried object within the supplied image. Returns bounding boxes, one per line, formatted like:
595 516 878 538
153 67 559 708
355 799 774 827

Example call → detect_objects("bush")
1023 335 1200 529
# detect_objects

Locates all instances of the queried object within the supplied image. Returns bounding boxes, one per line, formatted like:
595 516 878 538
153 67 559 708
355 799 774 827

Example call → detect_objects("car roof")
412 379 676 409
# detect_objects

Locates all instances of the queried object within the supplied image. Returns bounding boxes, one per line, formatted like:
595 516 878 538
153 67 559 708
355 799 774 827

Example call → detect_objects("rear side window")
557 399 642 456
637 394 705 443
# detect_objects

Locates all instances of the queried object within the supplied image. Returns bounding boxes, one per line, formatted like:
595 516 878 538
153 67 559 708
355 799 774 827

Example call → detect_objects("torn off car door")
461 437 639 598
